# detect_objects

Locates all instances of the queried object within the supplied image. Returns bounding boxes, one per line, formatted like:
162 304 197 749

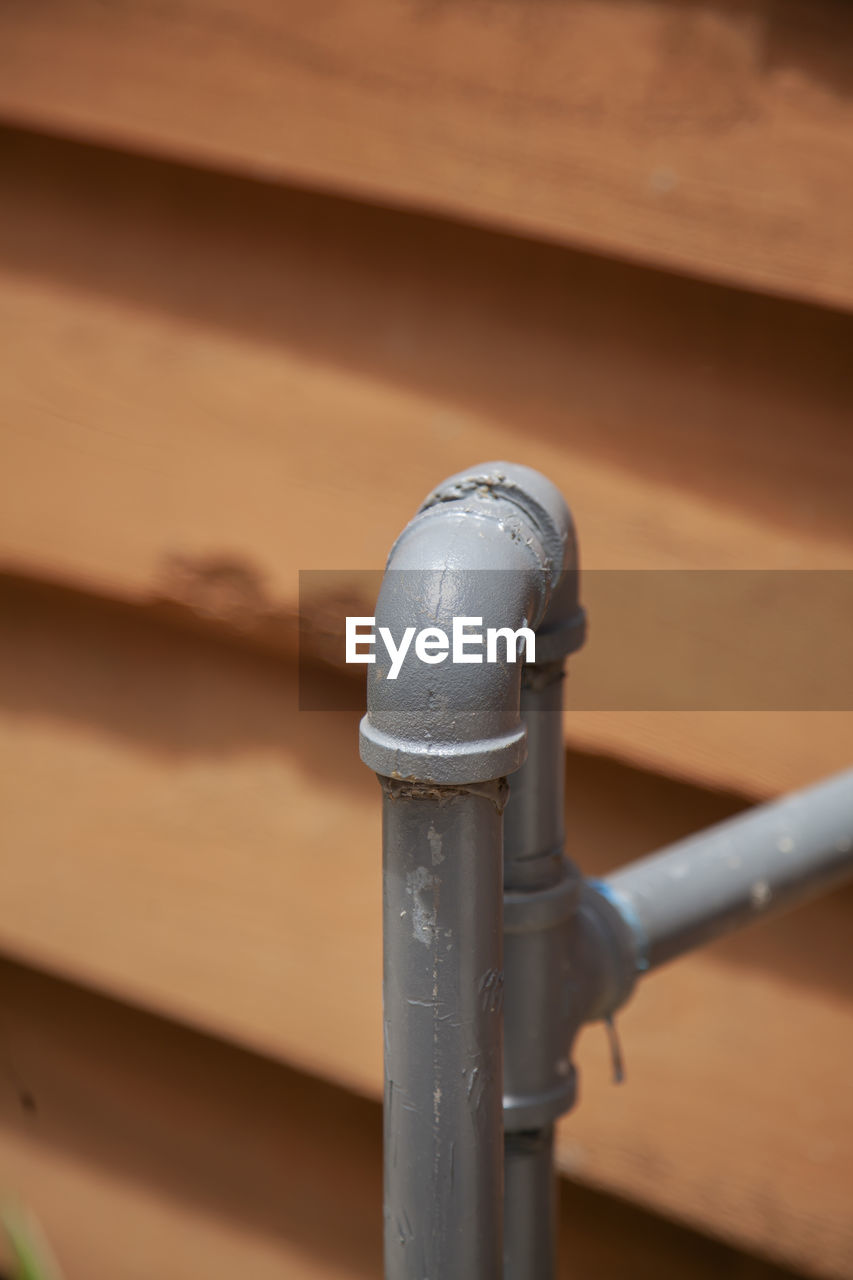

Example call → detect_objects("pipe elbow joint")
359 462 585 784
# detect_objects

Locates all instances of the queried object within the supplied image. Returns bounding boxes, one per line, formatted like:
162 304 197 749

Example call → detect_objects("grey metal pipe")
502 668 580 1139
504 1127 557 1280
499 537 587 1280
503 662 568 895
602 768 853 974
502 661 574 1280
382 777 506 1280
362 459 853 1280
361 462 583 1280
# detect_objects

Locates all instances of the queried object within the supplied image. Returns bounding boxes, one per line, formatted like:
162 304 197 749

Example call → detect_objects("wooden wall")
1 2 852 1277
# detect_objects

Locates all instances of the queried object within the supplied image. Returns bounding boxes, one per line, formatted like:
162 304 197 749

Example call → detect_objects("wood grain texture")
1 579 852 1272
0 961 384 1280
1 2 853 309
0 959 802 1280
567 958 853 1279
2 130 852 796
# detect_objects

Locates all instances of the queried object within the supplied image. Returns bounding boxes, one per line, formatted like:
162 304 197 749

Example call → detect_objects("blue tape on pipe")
588 879 651 974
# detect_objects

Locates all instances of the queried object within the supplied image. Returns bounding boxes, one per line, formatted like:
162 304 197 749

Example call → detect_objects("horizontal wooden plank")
568 955 853 1279
1 2 853 309
1 578 852 1272
0 959 802 1280
2 130 852 796
0 960 383 1280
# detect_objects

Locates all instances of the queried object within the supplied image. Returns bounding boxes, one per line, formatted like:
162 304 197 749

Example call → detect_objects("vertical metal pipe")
382 777 507 1280
503 660 571 1280
503 662 567 895
361 462 584 1277
504 1127 557 1280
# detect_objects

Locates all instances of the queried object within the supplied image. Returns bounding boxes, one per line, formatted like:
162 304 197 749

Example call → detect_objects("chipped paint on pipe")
382 777 506 1280
604 768 853 974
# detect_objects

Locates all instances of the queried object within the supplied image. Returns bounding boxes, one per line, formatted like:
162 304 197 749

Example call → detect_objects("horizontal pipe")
602 768 853 973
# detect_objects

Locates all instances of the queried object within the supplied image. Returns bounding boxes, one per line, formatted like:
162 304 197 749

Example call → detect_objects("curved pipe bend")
359 462 585 784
